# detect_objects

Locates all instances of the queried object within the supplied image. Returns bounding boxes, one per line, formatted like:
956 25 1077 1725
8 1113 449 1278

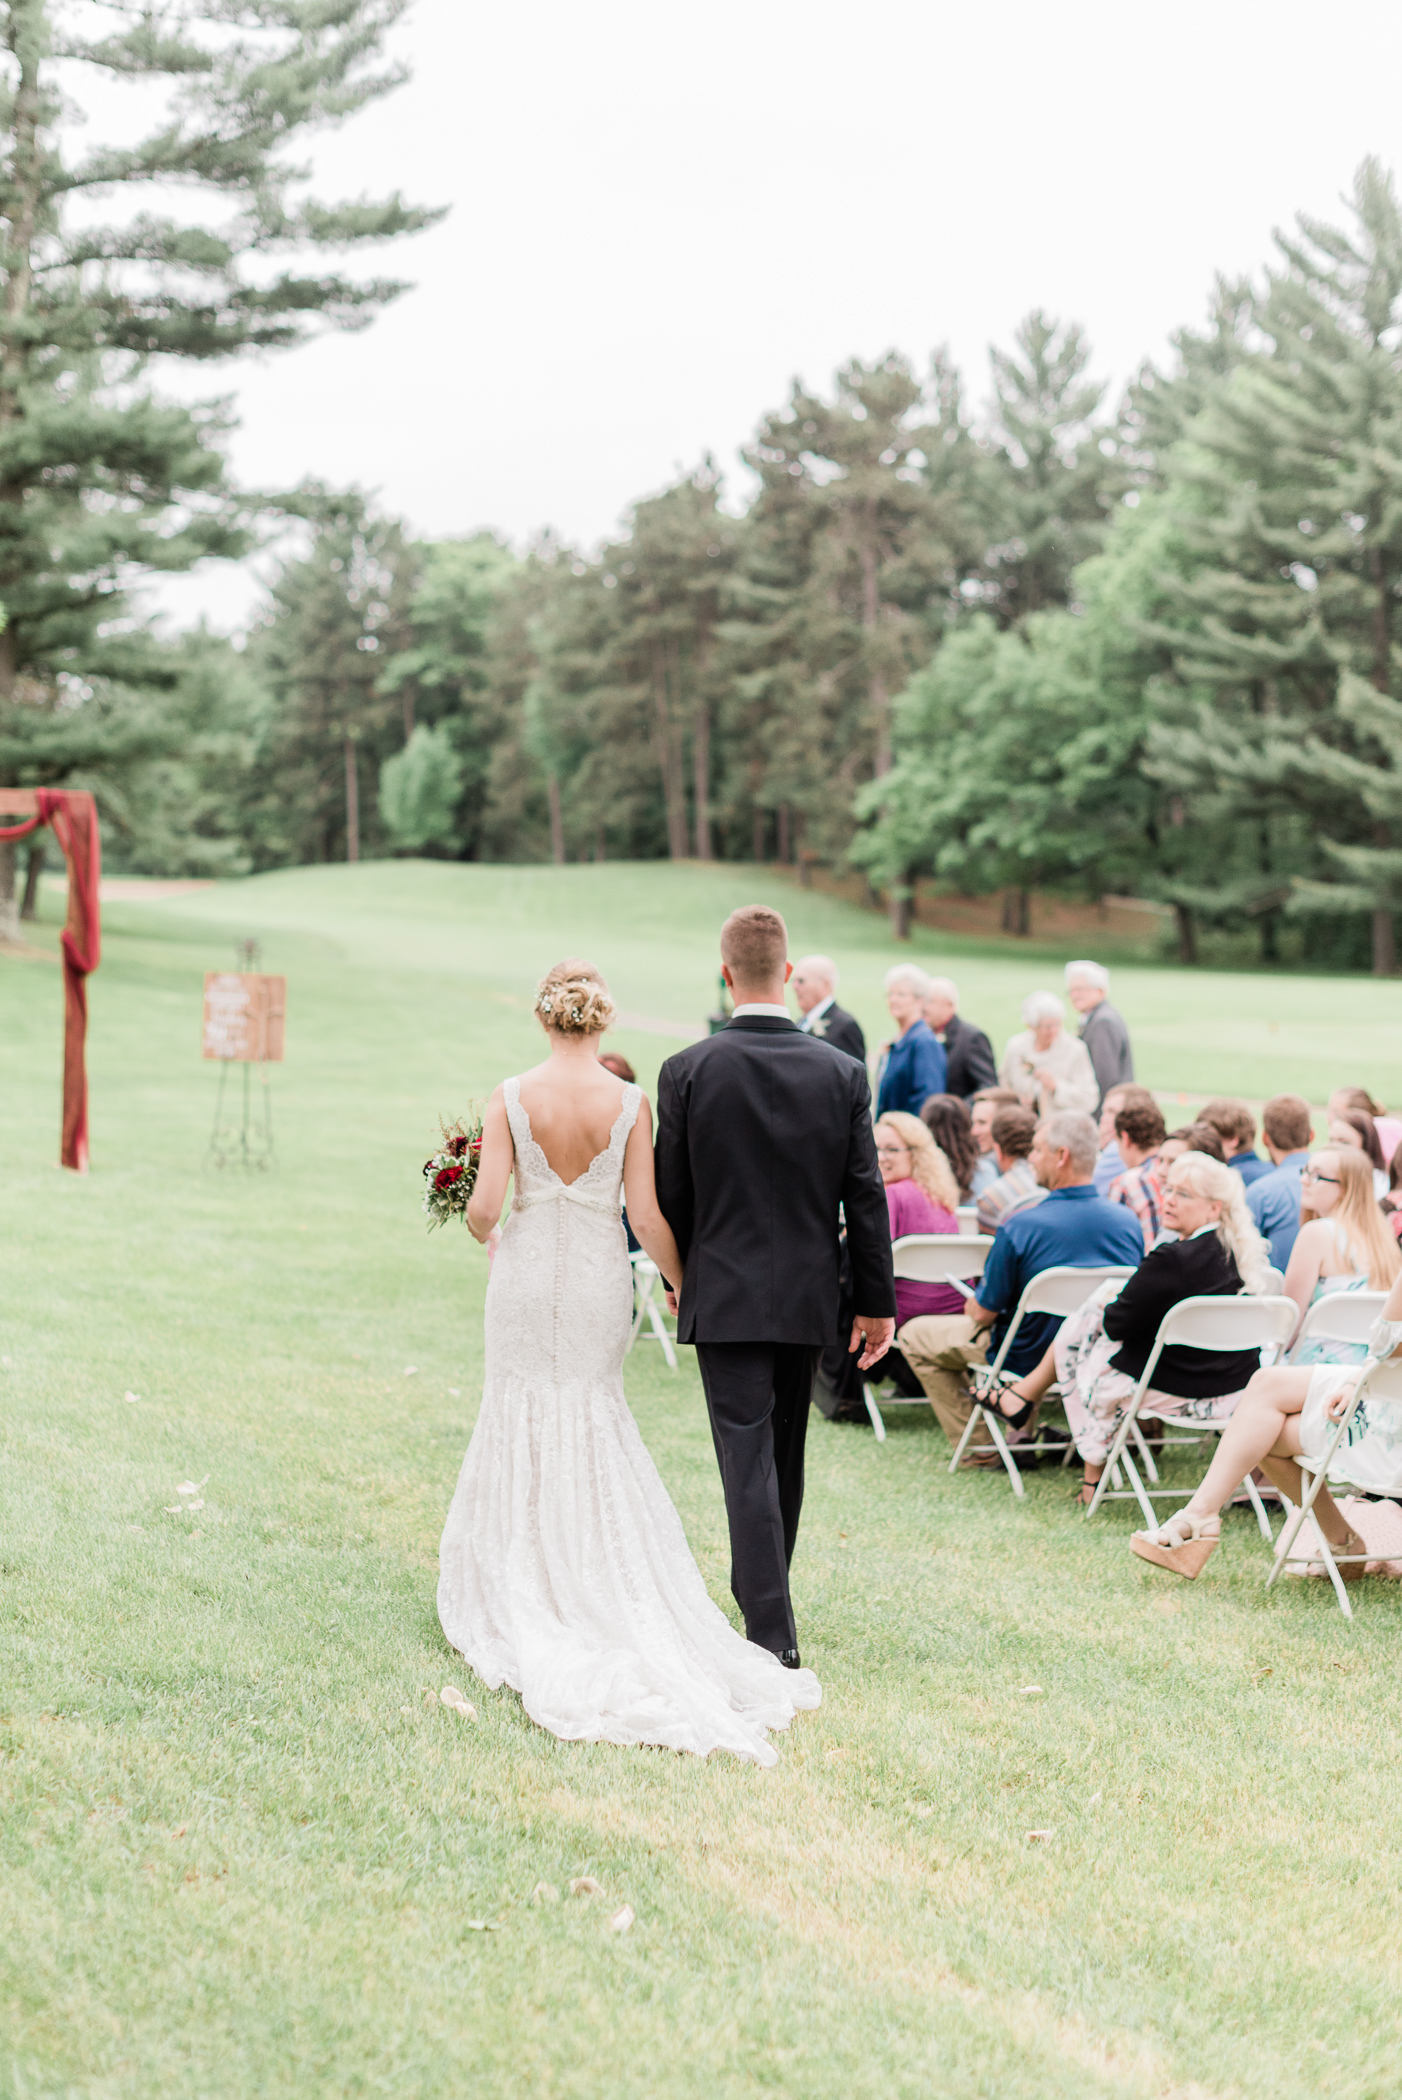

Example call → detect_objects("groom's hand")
664 1286 679 1314
850 1315 895 1370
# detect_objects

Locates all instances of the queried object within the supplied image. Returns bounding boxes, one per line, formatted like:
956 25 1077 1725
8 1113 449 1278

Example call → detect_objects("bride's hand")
485 1224 502 1265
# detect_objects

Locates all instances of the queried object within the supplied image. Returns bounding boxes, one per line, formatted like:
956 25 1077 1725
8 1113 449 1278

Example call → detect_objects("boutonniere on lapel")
811 1016 830 1038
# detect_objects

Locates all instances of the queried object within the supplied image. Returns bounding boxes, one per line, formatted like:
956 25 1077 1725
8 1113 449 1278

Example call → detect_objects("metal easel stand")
207 1058 276 1171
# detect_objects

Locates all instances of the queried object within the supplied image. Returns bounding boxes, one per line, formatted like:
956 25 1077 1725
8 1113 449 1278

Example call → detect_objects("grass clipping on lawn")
2 860 1400 2100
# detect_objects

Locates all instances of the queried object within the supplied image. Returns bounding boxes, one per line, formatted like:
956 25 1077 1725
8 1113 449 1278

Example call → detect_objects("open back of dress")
436 1076 820 1764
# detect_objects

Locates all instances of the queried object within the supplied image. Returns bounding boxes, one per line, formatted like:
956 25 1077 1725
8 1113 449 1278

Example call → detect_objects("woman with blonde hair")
1286 1145 1402 1364
439 956 822 1764
975 1151 1273 1502
825 1111 962 1418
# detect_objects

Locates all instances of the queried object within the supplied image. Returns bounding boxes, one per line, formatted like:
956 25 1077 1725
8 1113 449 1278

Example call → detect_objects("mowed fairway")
3 860 1401 2100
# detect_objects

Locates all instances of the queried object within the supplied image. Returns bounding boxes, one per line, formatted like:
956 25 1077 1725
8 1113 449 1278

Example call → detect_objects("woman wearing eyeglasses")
1285 1147 1401 1364
821 1111 961 1417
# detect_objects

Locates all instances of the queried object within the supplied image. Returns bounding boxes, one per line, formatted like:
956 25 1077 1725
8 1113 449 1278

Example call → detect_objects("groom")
654 905 895 1665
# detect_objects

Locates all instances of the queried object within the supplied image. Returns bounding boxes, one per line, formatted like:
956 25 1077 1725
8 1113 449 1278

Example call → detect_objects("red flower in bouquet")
421 1108 484 1229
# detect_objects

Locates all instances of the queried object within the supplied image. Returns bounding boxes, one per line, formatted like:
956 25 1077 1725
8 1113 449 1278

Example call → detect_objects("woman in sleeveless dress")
1282 1146 1400 1364
437 958 820 1765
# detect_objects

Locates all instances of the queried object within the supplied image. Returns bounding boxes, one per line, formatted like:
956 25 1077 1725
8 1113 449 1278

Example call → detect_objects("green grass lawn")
3 860 1401 2100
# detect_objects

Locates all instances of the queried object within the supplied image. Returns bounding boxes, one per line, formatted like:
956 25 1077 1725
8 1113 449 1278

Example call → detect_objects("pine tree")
505 469 739 865
240 490 417 866
731 352 978 882
376 535 518 858
0 0 437 913
974 312 1124 624
1146 157 1402 971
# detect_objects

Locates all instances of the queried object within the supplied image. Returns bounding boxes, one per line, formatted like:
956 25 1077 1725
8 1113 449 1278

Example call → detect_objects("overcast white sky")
142 0 1402 632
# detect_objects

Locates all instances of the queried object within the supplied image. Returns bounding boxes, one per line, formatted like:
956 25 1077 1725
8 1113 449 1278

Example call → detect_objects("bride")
437 958 821 1765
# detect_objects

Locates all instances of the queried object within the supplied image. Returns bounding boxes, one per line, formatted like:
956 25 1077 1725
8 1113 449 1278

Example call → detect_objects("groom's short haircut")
721 904 789 985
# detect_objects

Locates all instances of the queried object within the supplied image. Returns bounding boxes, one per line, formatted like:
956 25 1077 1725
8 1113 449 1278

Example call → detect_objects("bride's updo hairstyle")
533 958 617 1039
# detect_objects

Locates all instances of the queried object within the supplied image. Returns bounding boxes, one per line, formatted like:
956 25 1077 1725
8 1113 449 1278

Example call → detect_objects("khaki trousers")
896 1313 995 1454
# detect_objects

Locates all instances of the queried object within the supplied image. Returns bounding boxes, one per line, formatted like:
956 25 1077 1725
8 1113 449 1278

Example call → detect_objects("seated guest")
969 1086 1021 1197
982 1151 1271 1504
1384 1148 1402 1242
876 965 946 1118
791 953 866 1064
1160 1121 1226 1170
1107 1097 1169 1250
1286 1146 1401 1361
1065 959 1134 1110
1130 1270 1402 1580
917 1093 979 1204
1246 1094 1316 1270
878 1113 963 1314
1326 1108 1389 1199
821 1111 960 1416
1329 1085 1402 1168
1200 1097 1271 1186
922 977 997 1100
999 993 1098 1117
1092 1082 1156 1193
897 1110 1144 1461
601 1053 642 1249
976 1105 1044 1236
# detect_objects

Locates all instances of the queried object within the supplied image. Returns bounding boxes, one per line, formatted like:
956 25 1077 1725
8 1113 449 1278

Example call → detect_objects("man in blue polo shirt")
1244 1093 1314 1270
897 1109 1145 1459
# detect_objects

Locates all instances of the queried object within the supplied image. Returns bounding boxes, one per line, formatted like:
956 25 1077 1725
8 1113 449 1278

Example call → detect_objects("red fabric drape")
0 788 101 1171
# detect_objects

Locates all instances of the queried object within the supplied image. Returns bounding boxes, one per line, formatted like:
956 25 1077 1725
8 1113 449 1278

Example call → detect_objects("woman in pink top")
875 1111 965 1323
821 1112 965 1422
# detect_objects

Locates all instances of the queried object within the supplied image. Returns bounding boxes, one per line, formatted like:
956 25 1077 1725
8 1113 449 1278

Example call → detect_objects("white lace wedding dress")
437 1076 821 1765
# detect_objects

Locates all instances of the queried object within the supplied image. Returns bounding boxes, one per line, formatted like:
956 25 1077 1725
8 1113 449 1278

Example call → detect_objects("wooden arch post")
0 788 102 1171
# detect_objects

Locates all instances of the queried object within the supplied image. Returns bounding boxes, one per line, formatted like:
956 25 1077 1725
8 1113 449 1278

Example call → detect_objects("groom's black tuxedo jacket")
655 1015 896 1346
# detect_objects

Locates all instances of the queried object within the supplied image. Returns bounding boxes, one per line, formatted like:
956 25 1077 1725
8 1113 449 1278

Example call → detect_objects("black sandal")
973 1370 1035 1433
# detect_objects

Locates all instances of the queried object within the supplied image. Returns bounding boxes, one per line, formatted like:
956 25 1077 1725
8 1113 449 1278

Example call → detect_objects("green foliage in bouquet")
421 1112 484 1230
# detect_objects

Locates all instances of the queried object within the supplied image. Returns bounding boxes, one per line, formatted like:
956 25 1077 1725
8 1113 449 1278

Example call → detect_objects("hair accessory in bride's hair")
533 962 617 1037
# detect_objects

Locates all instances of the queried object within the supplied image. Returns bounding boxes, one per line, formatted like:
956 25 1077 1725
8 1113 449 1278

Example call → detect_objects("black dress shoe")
777 1648 802 1670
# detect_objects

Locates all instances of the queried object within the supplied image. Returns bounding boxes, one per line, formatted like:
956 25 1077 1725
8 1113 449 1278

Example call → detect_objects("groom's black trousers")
694 1341 819 1655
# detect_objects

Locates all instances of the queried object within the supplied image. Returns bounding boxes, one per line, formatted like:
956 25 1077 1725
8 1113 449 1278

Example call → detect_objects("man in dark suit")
655 907 895 1666
790 953 866 1064
923 976 997 1100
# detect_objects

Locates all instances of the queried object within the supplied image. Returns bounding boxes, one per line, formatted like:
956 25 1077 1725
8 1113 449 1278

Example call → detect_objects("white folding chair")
862 1234 993 1443
955 1206 980 1235
948 1265 1136 1496
627 1252 677 1368
1262 1266 1287 1297
1266 1351 1402 1618
1085 1295 1298 1533
1287 1290 1387 1363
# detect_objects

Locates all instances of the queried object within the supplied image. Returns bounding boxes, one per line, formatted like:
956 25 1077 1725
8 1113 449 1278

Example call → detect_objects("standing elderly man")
921 976 998 1100
875 964 947 1118
1065 960 1134 1111
998 993 1098 1117
897 1110 1145 1458
790 954 866 1064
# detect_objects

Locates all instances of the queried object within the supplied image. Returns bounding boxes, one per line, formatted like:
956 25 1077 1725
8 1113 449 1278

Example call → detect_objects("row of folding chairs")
865 1235 1396 1615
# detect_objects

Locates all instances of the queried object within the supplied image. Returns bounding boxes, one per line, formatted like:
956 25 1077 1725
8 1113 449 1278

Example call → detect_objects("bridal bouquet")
422 1111 484 1229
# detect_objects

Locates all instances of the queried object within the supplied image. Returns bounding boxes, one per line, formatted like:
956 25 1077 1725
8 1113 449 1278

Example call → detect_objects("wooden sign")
202 973 287 1062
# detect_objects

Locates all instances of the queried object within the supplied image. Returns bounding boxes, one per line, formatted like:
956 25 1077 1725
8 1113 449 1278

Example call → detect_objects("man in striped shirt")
976 1105 1046 1236
1106 1097 1168 1251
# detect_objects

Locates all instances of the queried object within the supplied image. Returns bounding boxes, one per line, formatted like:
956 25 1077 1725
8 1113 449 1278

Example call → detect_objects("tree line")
1 16 1400 973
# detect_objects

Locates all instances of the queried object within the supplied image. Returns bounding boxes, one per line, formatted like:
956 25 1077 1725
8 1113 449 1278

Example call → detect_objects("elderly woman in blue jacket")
875 964 947 1119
